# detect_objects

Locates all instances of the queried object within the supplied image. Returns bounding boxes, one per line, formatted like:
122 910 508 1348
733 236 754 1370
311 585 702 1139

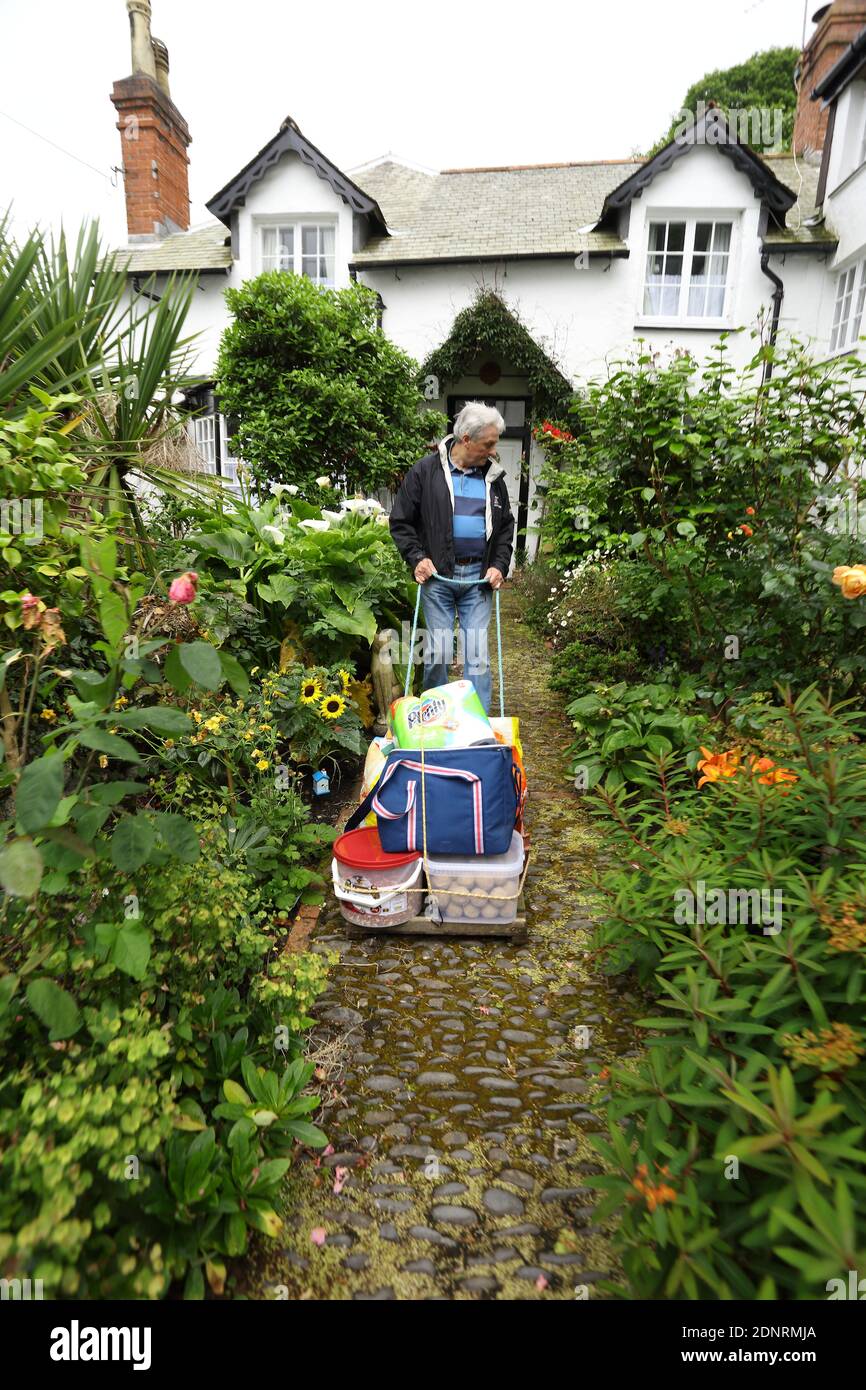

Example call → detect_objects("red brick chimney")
793 1 866 156
110 0 191 239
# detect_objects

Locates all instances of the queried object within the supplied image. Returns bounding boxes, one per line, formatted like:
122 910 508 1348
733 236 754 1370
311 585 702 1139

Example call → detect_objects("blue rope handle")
403 571 505 718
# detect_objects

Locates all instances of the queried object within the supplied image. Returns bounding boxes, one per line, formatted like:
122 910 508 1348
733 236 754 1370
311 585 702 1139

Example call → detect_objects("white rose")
299 518 330 532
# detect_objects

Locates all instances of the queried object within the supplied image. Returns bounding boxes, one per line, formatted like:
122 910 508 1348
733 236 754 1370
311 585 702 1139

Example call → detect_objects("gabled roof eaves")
598 109 796 228
812 26 866 104
205 119 388 234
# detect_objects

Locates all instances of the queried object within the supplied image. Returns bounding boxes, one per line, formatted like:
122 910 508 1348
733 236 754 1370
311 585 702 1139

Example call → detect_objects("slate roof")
106 222 232 274
108 139 836 275
349 146 835 267
349 159 638 265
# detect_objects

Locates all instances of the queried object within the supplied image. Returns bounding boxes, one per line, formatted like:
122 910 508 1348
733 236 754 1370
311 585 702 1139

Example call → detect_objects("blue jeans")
419 561 493 712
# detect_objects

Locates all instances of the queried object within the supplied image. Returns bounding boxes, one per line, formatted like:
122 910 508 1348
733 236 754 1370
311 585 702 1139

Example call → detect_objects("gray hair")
453 400 505 441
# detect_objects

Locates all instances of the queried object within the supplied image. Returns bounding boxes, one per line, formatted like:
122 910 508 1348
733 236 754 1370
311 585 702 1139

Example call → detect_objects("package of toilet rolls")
424 830 525 924
389 679 495 750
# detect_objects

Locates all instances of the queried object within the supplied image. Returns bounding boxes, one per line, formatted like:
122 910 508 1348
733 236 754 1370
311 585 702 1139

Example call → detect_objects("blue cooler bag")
345 745 519 856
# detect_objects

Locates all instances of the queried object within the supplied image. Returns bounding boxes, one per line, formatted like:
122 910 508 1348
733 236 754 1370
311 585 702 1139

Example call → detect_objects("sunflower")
320 692 347 721
300 677 323 706
338 668 352 692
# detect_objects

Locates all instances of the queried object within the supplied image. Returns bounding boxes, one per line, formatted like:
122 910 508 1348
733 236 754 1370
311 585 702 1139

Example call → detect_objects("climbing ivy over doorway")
421 290 574 422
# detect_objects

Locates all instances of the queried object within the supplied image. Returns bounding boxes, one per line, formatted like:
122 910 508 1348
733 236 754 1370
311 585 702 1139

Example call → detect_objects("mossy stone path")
249 591 641 1300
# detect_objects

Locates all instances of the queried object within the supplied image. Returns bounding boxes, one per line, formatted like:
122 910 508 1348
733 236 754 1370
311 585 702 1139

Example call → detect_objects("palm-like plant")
1 208 225 562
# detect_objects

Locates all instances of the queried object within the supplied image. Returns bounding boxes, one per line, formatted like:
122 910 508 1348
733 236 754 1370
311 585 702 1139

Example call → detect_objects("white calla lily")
261 524 285 545
299 518 330 532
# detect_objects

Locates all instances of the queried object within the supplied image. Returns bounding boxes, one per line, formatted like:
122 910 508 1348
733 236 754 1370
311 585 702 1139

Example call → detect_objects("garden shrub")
215 272 444 496
536 337 866 697
582 687 866 1298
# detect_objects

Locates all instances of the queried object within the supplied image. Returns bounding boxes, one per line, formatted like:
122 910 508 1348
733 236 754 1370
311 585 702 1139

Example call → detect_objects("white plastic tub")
425 831 524 924
331 826 424 928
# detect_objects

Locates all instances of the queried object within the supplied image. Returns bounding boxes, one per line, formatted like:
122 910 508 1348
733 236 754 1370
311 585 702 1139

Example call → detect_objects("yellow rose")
832 564 866 599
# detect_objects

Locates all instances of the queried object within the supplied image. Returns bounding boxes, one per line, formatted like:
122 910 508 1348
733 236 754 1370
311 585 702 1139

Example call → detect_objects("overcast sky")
1 0 812 250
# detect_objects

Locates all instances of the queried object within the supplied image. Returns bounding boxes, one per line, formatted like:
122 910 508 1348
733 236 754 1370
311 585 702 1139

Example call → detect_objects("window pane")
504 400 525 427
302 226 318 256
279 227 293 269
687 221 730 318
667 222 686 252
712 223 732 253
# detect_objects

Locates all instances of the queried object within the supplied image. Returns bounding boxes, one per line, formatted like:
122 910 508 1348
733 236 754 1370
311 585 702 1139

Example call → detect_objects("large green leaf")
112 922 152 981
26 977 81 1039
78 727 142 762
154 812 200 864
320 602 377 645
0 837 44 897
178 641 223 690
218 650 250 699
16 753 65 833
110 814 156 871
97 590 128 650
113 705 192 735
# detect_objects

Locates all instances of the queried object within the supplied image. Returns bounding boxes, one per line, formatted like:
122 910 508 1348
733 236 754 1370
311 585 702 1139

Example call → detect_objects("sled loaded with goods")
333 574 530 938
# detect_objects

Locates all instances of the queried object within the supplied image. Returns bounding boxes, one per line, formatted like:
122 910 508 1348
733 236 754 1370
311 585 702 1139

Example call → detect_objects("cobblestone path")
250 592 642 1300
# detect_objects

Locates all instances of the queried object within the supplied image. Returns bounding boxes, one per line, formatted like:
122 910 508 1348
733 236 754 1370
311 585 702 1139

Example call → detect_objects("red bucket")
332 827 423 928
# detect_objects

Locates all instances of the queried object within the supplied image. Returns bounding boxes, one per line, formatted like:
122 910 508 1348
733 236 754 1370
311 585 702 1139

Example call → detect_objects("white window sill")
634 316 733 331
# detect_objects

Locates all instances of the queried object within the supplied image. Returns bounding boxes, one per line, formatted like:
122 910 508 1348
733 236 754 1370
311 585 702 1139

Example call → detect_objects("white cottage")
109 0 866 551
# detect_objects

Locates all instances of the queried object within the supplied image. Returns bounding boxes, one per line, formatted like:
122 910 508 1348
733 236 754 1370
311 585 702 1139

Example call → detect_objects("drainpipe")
759 250 784 384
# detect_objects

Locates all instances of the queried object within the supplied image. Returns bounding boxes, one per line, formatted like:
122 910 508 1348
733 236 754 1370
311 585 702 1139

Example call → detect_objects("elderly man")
389 401 515 713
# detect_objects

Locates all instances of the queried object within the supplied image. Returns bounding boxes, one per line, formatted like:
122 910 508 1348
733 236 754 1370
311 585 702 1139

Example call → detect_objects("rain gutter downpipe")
759 250 785 385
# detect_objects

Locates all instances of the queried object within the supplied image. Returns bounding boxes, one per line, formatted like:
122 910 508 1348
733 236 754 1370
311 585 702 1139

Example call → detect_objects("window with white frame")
192 415 218 475
829 258 866 354
260 221 335 285
641 218 734 321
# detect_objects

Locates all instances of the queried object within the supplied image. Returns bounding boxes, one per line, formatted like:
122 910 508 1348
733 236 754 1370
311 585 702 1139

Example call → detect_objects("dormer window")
638 217 734 325
259 220 335 285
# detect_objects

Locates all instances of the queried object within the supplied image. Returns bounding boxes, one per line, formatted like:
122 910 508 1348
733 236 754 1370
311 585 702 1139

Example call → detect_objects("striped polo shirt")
447 443 486 559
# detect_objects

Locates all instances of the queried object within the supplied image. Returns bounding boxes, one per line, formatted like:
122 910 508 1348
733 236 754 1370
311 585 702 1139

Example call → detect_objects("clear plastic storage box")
425 831 524 924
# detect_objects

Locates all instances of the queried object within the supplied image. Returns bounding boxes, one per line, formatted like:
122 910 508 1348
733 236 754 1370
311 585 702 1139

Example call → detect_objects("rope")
404 570 504 717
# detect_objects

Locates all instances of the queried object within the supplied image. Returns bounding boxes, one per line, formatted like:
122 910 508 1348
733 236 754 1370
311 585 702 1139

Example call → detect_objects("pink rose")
168 571 199 604
310 1227 327 1247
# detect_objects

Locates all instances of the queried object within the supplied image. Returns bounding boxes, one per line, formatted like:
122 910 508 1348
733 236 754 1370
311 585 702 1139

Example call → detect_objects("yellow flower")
204 716 224 732
260 723 272 731
251 666 260 676
236 700 245 710
252 748 264 758
300 677 323 706
191 710 202 723
256 759 269 771
832 564 866 599
39 708 57 722
113 695 129 709
320 692 346 721
242 732 252 741
98 755 108 769
338 668 352 691
163 738 175 748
